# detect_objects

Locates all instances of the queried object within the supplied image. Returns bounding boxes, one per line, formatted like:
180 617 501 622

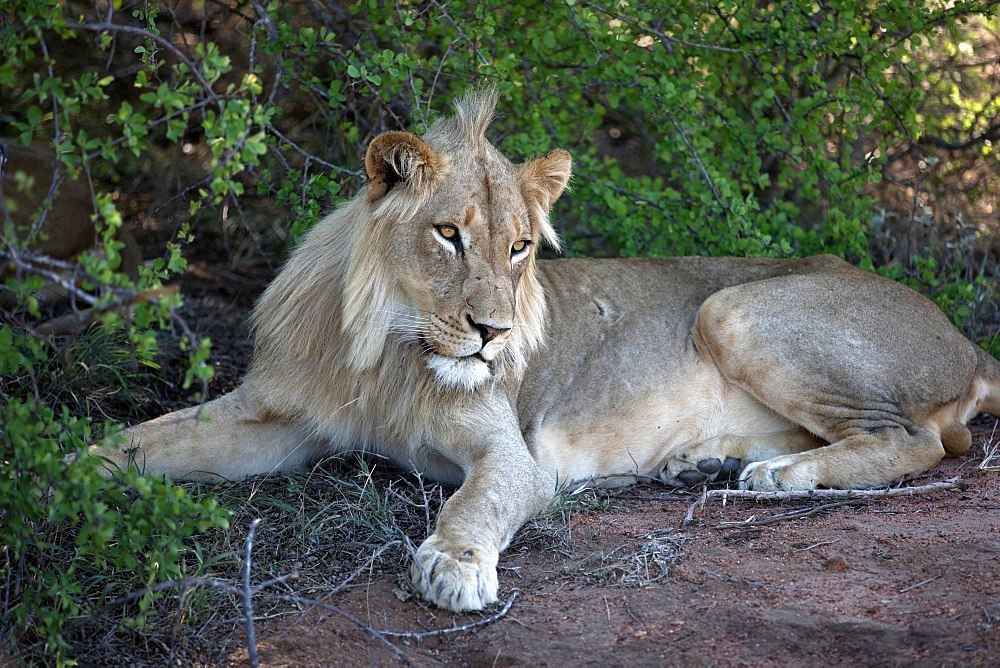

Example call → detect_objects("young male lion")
100 90 1000 612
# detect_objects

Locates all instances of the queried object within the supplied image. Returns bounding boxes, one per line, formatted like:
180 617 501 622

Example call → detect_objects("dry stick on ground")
899 571 943 593
794 538 844 552
701 568 805 591
242 518 263 668
978 420 999 470
716 499 865 528
283 596 413 665
682 477 966 527
682 486 710 527
287 589 521 640
78 519 291 668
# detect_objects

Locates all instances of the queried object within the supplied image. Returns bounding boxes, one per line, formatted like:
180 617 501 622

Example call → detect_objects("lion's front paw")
409 535 499 612
739 456 819 491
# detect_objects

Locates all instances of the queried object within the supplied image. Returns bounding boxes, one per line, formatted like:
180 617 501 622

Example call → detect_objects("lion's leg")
92 384 323 481
660 431 823 486
409 417 556 611
739 428 945 491
692 268 960 490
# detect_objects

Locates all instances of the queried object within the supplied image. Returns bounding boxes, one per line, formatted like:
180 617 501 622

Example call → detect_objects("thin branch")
716 499 863 527
67 21 215 96
265 124 366 178
977 420 999 470
899 571 943 594
282 596 411 664
683 477 966 526
384 589 520 638
88 519 292 668
793 538 843 552
703 477 966 503
701 568 804 591
242 518 263 668
682 486 708 527
288 588 520 641
326 540 401 596
917 122 1000 152
668 113 725 210
430 0 490 67
578 0 757 55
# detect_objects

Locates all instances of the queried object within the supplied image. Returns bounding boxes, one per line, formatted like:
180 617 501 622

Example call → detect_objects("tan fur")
98 92 1000 612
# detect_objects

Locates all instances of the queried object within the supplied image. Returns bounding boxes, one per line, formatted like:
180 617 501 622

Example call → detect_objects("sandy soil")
225 423 999 667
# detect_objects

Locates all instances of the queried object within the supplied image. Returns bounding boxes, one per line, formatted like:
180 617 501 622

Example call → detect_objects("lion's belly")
528 366 797 486
519 258 812 486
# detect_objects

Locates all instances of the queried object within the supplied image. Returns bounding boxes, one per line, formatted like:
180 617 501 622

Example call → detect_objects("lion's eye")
511 239 530 256
434 224 464 254
437 224 458 240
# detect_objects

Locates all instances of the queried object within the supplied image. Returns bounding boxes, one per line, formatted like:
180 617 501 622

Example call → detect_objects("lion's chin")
426 353 492 391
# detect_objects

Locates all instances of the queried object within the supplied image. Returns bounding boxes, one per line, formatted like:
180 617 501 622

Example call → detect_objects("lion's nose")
468 316 510 345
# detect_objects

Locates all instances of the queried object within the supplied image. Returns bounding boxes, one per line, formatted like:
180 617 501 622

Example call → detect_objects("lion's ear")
365 131 445 202
519 149 572 249
519 149 572 211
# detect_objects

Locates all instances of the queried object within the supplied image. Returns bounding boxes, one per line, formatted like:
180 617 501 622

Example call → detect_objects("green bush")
0 327 229 660
2 0 998 660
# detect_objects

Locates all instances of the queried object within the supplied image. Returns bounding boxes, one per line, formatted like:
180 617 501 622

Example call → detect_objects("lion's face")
340 95 572 390
397 162 537 389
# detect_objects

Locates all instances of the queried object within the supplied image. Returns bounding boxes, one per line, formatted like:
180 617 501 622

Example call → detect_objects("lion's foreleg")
91 384 322 481
409 430 555 612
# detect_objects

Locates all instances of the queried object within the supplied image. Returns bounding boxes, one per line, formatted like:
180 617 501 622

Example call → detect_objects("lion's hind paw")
409 536 499 612
661 452 743 487
739 456 819 491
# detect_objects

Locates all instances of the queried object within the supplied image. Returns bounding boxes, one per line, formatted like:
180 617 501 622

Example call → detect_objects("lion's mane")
245 91 555 467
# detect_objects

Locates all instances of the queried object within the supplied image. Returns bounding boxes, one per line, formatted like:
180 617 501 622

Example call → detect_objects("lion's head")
252 90 572 393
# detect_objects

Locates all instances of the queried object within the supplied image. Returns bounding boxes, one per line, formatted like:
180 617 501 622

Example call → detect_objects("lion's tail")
973 346 1000 417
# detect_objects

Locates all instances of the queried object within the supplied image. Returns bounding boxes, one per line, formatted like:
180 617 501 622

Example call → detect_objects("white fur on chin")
426 354 491 391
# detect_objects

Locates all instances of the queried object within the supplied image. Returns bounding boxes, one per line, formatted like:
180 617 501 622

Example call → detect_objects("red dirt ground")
228 422 1000 667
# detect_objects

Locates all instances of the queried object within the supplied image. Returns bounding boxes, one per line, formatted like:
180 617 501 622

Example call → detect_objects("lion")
97 90 1000 613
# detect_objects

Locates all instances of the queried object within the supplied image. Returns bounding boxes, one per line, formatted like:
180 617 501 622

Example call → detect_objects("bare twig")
67 20 214 95
282 588 520 665
326 540 401 596
683 477 965 526
381 589 520 638
701 568 804 591
578 1 758 55
716 499 863 528
682 486 708 527
242 518 263 668
710 477 965 502
668 113 724 209
899 572 943 593
85 519 293 668
794 538 843 552
265 124 366 178
282 596 411 664
978 420 999 471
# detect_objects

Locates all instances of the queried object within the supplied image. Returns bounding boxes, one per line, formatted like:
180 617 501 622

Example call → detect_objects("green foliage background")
1 0 998 661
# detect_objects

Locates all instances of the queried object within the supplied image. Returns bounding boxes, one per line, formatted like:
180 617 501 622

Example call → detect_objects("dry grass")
975 419 999 470
586 529 688 587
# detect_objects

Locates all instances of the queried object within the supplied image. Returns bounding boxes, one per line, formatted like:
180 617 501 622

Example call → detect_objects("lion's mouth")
418 337 490 363
425 351 493 391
